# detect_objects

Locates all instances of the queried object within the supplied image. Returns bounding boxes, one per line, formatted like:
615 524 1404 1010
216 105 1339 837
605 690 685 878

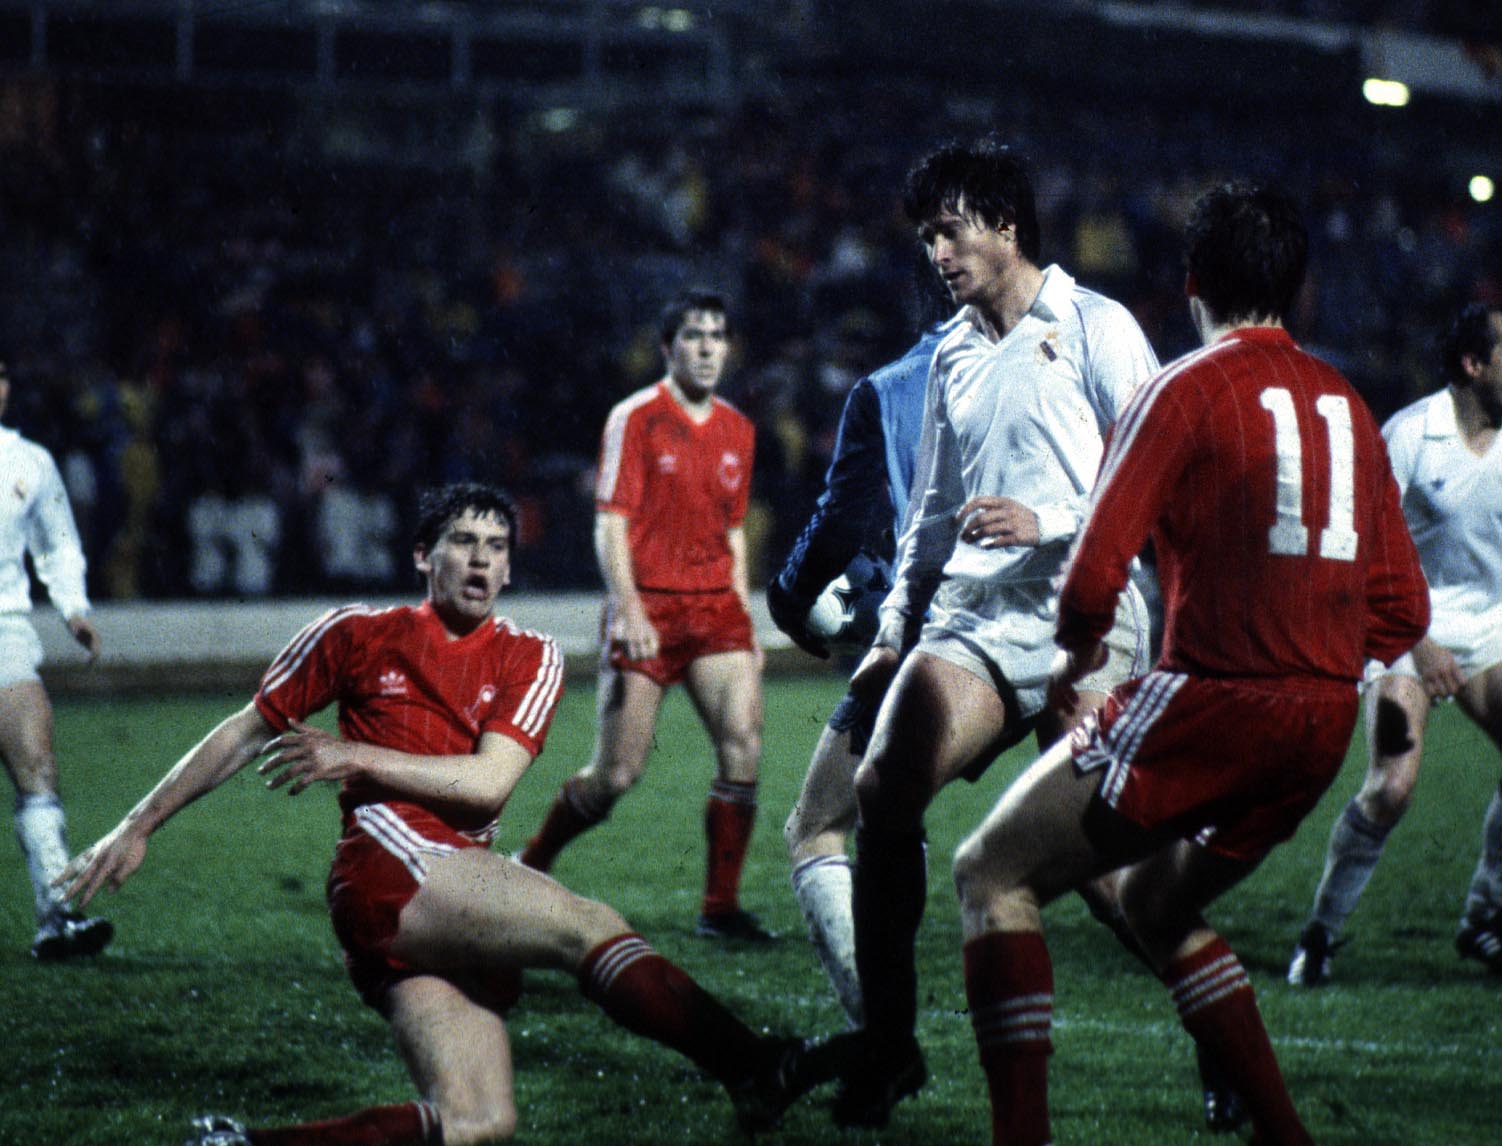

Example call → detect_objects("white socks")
15 793 70 920
791 853 863 1026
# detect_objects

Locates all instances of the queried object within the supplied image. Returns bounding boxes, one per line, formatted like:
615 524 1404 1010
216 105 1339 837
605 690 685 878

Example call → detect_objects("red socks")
247 1102 440 1145
962 931 1054 1146
702 780 757 916
517 777 605 872
1164 938 1311 1145
578 931 760 1084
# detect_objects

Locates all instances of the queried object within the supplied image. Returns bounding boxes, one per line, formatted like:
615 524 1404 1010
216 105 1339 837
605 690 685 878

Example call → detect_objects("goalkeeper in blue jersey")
768 323 947 1028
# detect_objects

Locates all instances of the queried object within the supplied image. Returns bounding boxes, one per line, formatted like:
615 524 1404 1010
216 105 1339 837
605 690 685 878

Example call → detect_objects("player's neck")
977 262 1044 338
427 598 491 641
1449 382 1501 453
1192 299 1283 347
664 375 715 422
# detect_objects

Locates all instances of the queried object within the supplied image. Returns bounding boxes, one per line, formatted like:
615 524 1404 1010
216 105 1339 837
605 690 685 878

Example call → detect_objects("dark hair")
658 289 731 345
1184 181 1308 326
414 482 519 553
1440 302 1500 383
902 138 1040 263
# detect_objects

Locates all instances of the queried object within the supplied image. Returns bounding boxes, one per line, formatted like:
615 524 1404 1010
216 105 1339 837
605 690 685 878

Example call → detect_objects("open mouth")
461 574 492 600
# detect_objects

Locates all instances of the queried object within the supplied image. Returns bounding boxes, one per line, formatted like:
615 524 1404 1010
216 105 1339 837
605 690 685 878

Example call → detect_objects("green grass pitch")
3 676 1498 1144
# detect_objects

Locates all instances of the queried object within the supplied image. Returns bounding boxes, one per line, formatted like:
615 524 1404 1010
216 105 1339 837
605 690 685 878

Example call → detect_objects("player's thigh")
785 723 861 858
858 651 1012 812
953 738 1112 932
0 678 56 790
386 974 516 1145
683 648 763 744
1457 660 1502 754
1358 673 1430 810
393 849 626 974
1115 839 1260 964
588 664 664 782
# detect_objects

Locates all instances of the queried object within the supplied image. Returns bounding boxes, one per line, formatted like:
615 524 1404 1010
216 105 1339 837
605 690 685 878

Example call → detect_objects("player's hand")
849 644 900 706
67 615 102 664
1046 641 1107 713
958 497 1042 548
55 822 148 908
1411 639 1464 700
766 578 829 659
608 602 661 663
260 722 361 795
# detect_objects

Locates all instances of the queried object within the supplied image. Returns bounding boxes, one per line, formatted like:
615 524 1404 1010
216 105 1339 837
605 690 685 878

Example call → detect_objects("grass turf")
2 677 1498 1144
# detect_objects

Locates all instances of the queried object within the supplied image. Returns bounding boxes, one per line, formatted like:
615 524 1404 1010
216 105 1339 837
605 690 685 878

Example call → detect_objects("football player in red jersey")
950 183 1430 1145
518 291 773 940
62 483 815 1146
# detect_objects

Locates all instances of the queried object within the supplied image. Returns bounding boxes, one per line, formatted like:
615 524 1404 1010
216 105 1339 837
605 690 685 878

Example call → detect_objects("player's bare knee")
440 1104 518 1145
952 833 1001 910
571 897 633 957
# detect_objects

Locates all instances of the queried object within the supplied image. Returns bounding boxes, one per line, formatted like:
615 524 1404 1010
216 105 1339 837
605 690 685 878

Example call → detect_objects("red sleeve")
480 630 565 757
729 418 755 528
596 402 643 517
1057 376 1196 650
253 606 362 730
1361 449 1430 665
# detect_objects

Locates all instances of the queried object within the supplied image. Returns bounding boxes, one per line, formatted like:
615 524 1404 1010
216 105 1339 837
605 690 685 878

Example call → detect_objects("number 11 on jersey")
1260 387 1358 562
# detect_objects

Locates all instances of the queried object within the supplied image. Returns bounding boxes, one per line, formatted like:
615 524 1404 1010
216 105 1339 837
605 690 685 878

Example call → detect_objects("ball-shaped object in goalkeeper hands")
804 554 888 653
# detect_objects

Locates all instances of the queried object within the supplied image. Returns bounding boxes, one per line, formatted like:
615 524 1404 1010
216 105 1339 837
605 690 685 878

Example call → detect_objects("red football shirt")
1058 327 1428 682
253 601 564 838
595 380 755 592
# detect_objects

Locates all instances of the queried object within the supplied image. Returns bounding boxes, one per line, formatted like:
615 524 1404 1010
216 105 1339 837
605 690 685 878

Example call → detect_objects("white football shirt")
1381 386 1502 661
0 426 90 620
879 265 1158 646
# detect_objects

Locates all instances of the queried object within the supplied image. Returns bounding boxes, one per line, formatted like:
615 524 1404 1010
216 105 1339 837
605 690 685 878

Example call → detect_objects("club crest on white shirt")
378 668 409 697
1035 330 1062 366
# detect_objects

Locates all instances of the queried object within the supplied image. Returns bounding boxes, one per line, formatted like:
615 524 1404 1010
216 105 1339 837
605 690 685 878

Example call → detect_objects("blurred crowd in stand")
0 53 1498 599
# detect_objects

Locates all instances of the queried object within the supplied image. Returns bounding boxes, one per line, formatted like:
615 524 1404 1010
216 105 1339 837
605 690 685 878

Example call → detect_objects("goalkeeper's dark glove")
766 575 830 659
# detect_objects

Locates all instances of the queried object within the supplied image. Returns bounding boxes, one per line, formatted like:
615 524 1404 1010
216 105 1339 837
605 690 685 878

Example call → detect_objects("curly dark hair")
902 137 1040 264
1439 301 1500 384
658 289 732 345
1184 181 1308 326
414 482 520 553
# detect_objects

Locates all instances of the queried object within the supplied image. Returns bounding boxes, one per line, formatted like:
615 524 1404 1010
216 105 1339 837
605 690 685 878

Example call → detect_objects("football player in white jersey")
0 358 109 959
1289 301 1502 983
833 138 1160 1128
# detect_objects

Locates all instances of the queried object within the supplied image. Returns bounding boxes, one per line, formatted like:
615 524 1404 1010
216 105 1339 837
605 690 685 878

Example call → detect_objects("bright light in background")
540 108 578 134
636 7 697 32
1472 175 1496 203
1362 78 1410 107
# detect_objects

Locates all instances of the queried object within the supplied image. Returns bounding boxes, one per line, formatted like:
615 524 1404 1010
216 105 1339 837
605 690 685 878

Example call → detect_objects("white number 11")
1259 387 1357 561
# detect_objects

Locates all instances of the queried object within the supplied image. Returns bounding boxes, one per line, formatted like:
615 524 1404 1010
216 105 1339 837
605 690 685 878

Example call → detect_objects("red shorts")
326 802 522 1014
1072 671 1359 862
605 588 754 686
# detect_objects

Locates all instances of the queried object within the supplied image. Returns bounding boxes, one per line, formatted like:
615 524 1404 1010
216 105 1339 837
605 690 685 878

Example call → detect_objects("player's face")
416 508 512 633
919 199 1016 308
663 309 729 399
1473 312 1502 419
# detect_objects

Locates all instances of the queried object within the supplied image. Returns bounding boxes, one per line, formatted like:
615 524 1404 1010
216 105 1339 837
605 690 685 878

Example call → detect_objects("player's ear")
413 544 432 576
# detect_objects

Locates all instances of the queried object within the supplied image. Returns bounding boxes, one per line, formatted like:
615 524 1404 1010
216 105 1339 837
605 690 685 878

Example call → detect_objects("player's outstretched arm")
260 726 534 816
60 703 279 906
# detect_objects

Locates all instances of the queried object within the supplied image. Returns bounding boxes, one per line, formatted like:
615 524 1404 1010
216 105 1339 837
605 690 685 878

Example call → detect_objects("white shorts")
1365 602 1502 686
0 615 44 689
915 577 1149 719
